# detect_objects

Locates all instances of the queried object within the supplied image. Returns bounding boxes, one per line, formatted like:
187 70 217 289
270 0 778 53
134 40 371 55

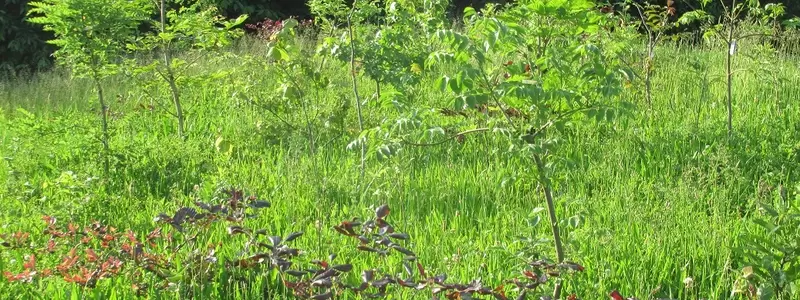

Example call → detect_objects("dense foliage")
2 0 799 77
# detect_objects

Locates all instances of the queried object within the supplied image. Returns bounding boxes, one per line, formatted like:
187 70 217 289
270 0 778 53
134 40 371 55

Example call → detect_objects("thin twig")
347 0 367 186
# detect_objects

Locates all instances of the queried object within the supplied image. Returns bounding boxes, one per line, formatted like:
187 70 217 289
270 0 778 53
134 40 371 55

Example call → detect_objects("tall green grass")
1 36 799 299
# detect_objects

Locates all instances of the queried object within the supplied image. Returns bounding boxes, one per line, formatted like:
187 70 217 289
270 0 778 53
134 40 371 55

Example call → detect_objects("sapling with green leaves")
261 19 344 158
624 0 678 107
420 1 633 297
311 0 447 190
678 0 789 138
28 0 152 176
126 1 246 138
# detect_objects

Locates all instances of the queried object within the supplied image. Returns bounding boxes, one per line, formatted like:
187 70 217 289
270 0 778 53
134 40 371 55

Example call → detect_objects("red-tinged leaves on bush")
433 274 447 284
378 225 395 235
46 239 56 253
523 270 537 281
357 245 382 254
153 213 171 223
332 264 353 273
397 278 417 288
312 259 329 269
567 294 578 300
511 290 526 300
559 261 585 272
4 270 35 283
388 232 409 240
334 221 358 236
284 231 303 243
311 277 333 288
286 270 308 277
85 249 98 262
375 204 390 219
372 278 393 289
361 270 374 283
146 227 161 241
314 268 338 281
417 262 427 278
125 230 138 243
3 188 582 299
390 244 415 256
609 290 625 300
249 200 271 209
268 236 282 247
310 291 332 300
23 255 36 271
403 261 413 276
357 235 370 244
42 215 56 226
227 226 251 236
228 189 244 201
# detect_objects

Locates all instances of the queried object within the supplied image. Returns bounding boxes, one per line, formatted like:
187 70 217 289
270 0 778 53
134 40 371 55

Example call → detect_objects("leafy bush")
732 185 800 299
2 189 586 299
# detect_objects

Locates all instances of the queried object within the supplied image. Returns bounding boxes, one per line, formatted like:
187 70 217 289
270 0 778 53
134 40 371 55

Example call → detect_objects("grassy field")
2 33 800 299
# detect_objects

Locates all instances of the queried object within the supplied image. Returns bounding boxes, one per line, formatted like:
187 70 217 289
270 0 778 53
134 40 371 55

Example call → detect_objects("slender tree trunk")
375 80 381 101
725 0 736 138
94 79 110 176
726 36 734 138
348 1 366 184
533 153 565 299
167 75 184 137
644 35 654 107
161 0 185 138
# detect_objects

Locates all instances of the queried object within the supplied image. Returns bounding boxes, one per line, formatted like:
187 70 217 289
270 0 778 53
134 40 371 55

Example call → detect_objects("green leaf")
783 17 800 28
528 215 541 227
678 10 709 26
463 7 476 18
455 96 466 110
436 76 449 92
520 134 536 144
759 202 779 217
752 218 776 232
759 285 774 300
449 76 462 93
266 46 290 61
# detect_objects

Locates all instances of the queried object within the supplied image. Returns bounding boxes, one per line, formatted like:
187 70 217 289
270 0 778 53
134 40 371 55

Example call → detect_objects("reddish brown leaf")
23 255 35 270
311 259 329 269
609 290 624 300
86 249 98 262
284 231 303 243
311 291 332 300
42 215 56 226
375 204 390 219
523 270 537 281
567 294 578 300
417 262 426 278
332 264 353 272
46 239 56 253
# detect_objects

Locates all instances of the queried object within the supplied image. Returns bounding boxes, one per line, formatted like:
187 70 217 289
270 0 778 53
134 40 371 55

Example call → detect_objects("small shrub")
2 189 587 299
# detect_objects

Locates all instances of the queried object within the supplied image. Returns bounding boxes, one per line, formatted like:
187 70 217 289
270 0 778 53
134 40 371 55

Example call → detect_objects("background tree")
28 0 152 176
126 1 246 138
